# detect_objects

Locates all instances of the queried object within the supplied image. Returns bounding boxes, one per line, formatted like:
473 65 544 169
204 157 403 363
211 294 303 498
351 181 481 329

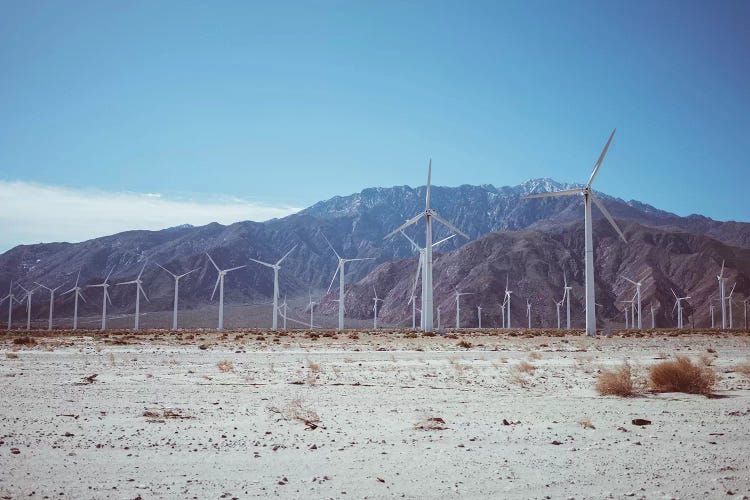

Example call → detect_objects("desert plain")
1 328 749 499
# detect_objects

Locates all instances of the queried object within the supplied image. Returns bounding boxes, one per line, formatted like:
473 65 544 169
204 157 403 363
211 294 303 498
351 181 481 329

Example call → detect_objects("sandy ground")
1 329 750 499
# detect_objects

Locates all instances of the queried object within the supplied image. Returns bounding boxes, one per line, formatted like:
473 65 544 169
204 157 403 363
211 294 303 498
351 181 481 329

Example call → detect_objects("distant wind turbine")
526 299 532 329
0 281 18 330
372 286 384 330
621 275 643 330
117 263 149 331
717 260 728 329
323 234 374 331
34 281 62 331
249 244 297 331
307 291 318 329
454 290 472 328
477 305 482 329
563 271 572 330
525 129 627 336
63 271 86 330
17 284 39 331
206 253 246 331
384 160 468 331
504 277 513 329
727 283 737 329
88 267 115 331
671 288 690 329
156 263 199 330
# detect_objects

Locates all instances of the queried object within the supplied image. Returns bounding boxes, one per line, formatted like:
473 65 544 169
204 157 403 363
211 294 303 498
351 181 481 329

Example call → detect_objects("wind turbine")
717 260 728 329
17 284 39 331
671 289 690 329
525 129 627 336
621 275 643 329
384 160 468 331
307 291 318 329
401 230 455 329
500 299 506 329
34 282 62 331
526 299 532 329
621 302 630 329
563 271 572 330
437 305 442 330
411 294 418 329
249 244 297 331
727 283 737 329
554 298 562 329
650 304 655 329
156 263 199 330
206 253 246 331
710 301 716 329
1 282 18 330
454 290 472 328
372 286 384 329
743 298 749 330
477 305 482 329
88 267 115 331
117 263 149 331
504 277 513 329
323 234 374 331
63 271 86 330
280 295 288 330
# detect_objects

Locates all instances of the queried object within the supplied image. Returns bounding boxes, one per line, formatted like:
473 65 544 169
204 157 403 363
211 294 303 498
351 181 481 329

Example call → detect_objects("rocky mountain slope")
0 179 748 327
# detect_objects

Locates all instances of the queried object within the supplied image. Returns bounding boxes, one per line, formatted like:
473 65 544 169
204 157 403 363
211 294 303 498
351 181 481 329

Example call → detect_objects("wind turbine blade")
105 266 114 283
524 188 583 199
78 291 86 303
117 280 138 286
321 233 341 260
432 234 456 248
426 158 432 210
719 260 725 278
671 288 678 300
226 265 246 273
74 270 81 287
344 257 375 262
276 244 298 266
431 212 469 239
63 287 76 295
384 212 426 239
249 258 275 269
156 263 177 278
728 283 736 297
326 265 340 294
105 289 112 305
137 263 147 280
563 270 568 287
399 230 420 252
211 276 221 301
586 128 616 188
591 195 627 243
205 252 221 272
139 284 149 302
621 275 638 286
179 268 200 279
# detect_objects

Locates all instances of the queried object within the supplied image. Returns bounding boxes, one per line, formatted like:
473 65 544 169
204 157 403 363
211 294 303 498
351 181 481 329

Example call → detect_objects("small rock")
631 419 651 426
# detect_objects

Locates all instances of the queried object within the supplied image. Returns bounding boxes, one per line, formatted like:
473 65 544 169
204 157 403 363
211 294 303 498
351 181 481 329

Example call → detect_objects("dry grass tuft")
528 351 542 360
649 356 716 395
732 362 750 377
596 362 638 397
578 419 596 429
307 359 320 372
457 340 472 349
414 416 448 431
515 361 536 373
5 352 19 359
269 398 321 429
217 360 235 372
13 336 36 346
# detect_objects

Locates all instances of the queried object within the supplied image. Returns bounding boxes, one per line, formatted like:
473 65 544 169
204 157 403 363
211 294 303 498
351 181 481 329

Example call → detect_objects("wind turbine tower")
63 271 86 330
323 234 374 331
88 267 115 331
206 253 246 331
34 282 62 331
117 263 149 331
249 245 297 331
525 130 627 336
157 263 199 330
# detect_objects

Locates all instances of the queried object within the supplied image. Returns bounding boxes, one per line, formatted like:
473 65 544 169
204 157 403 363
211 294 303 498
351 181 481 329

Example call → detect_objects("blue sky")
0 0 748 250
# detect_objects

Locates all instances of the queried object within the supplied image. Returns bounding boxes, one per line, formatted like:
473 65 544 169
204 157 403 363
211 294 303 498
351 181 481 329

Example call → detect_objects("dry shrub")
649 356 716 395
5 352 19 359
217 360 235 372
457 340 472 349
596 362 637 397
307 359 320 372
13 336 36 346
732 362 750 377
404 332 418 339
528 351 542 360
578 419 596 429
514 361 536 373
269 398 321 429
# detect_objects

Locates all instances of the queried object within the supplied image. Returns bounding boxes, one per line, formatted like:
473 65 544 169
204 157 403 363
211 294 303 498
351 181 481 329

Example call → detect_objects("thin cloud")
0 181 302 252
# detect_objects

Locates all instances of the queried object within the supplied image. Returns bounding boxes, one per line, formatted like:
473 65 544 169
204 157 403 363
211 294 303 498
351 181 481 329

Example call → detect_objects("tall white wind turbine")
621 301 630 329
384 160 468 331
621 275 643 329
504 277 513 329
307 291 318 329
372 286 384 329
206 253 246 331
63 271 86 330
727 283 736 329
117 263 149 331
34 282 62 331
249 244 297 331
563 271 572 330
525 130 627 336
17 285 39 331
526 299 532 329
671 289 690 329
717 260 727 329
323 234 374 331
554 298 562 329
1 282 18 330
156 263 199 330
88 267 115 331
500 300 506 329
454 290 472 328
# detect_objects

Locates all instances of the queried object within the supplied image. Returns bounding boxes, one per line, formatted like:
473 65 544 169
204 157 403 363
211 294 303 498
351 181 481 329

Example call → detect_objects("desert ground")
1 328 749 499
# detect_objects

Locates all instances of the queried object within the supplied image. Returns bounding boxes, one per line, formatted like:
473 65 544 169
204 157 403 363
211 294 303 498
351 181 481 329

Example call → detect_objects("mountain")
0 178 748 327
338 219 750 329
